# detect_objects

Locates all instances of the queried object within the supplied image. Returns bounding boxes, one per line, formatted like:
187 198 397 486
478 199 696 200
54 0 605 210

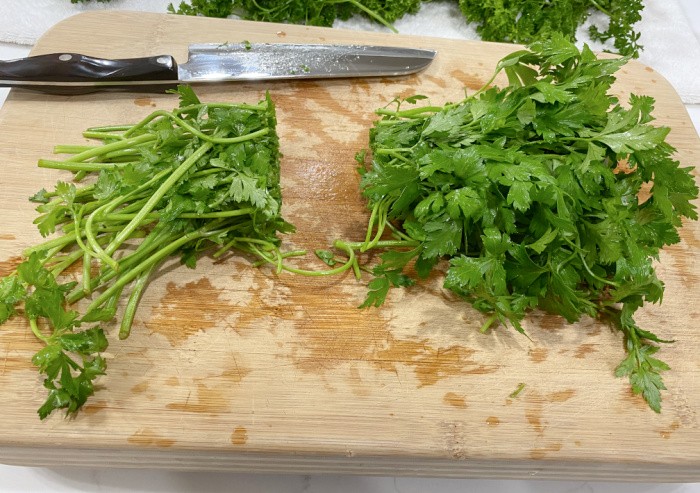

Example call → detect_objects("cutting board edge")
1 444 699 482
0 9 698 479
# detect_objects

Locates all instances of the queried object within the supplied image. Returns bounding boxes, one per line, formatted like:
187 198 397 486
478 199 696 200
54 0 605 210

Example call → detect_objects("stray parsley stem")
509 383 526 399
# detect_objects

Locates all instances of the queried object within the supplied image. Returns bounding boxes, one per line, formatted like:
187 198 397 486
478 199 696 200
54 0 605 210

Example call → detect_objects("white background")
0 1 698 491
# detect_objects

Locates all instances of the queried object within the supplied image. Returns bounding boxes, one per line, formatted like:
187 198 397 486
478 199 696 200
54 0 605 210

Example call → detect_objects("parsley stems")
85 225 226 314
122 109 271 144
104 141 214 260
3 88 292 419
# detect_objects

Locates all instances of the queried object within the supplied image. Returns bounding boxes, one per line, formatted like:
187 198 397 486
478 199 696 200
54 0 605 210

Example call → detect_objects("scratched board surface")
0 11 698 480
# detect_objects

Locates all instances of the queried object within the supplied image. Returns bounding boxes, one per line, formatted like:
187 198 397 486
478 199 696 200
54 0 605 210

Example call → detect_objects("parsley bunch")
0 86 295 419
329 35 697 412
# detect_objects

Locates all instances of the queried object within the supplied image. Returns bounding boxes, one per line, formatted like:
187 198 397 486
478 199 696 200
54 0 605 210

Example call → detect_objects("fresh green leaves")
166 0 418 31
1 254 107 419
1 86 292 419
458 0 644 57
341 35 697 412
33 328 108 420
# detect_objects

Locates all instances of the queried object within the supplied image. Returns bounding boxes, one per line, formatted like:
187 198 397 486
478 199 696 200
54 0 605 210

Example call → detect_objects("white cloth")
1 0 699 103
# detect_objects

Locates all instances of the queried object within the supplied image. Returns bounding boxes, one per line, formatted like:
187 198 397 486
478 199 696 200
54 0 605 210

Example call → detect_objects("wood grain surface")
0 11 698 481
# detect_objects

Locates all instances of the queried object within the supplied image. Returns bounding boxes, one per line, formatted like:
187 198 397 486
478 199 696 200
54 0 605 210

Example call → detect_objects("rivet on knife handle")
0 53 180 95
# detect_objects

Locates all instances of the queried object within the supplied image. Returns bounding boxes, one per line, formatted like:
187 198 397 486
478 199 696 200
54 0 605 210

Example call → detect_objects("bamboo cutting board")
0 11 698 481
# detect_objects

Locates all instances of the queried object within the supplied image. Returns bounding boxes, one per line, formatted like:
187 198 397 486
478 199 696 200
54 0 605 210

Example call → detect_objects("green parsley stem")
81 251 92 295
587 0 612 17
343 239 421 250
50 248 90 278
38 160 137 172
509 382 526 399
375 106 447 118
374 148 414 154
103 208 255 221
119 263 157 340
250 250 306 267
23 231 77 257
480 313 499 333
53 145 95 154
386 222 415 242
85 124 133 132
344 0 397 32
28 318 49 343
64 134 156 163
249 239 360 278
81 131 125 141
361 198 391 252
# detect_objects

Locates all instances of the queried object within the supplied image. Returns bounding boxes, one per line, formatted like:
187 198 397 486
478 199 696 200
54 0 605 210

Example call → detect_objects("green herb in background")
327 34 697 413
70 0 645 57
459 0 644 57
166 0 419 32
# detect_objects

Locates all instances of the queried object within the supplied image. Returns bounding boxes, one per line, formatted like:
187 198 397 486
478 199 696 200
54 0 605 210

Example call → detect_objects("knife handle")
0 53 179 95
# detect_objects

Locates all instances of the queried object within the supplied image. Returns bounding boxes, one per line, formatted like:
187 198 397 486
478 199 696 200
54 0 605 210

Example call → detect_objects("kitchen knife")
0 42 436 95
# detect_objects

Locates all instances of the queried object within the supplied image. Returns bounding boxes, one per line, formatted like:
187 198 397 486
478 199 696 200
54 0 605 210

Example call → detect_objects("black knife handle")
0 53 180 95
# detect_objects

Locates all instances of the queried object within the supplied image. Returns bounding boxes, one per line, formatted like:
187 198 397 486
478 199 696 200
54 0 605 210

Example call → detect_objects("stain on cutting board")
127 428 176 448
231 426 248 445
146 278 237 345
443 392 467 408
0 255 22 277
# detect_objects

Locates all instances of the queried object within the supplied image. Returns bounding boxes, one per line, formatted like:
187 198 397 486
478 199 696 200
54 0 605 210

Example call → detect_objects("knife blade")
0 42 436 95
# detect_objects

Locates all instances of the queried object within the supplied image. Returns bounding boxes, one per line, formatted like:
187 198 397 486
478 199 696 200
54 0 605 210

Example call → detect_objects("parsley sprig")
0 86 296 419
329 35 697 412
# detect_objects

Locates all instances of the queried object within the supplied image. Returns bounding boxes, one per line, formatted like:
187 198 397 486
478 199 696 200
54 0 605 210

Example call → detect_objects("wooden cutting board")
0 11 698 481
